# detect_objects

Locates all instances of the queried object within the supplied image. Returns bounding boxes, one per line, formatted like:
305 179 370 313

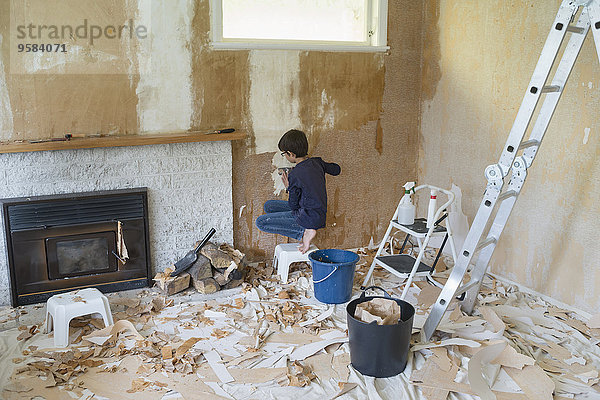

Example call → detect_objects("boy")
256 129 340 253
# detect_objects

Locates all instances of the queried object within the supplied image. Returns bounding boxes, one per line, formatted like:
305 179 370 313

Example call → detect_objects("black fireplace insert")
1 188 151 306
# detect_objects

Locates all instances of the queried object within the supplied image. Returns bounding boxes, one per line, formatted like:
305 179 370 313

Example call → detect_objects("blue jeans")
255 200 304 241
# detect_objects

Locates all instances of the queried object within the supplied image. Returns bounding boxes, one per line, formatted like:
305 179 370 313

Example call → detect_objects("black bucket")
346 286 415 378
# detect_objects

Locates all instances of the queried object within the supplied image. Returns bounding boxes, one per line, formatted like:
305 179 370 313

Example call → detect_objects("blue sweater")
287 157 341 229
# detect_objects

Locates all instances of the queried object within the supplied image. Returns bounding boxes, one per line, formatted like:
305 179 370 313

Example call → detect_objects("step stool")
273 243 318 283
45 288 114 348
361 184 459 300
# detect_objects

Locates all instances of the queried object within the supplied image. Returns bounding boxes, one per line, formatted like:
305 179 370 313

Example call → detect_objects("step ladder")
422 0 600 342
361 185 458 300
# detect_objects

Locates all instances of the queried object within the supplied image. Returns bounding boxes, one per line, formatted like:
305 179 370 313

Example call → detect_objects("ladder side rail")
421 0 580 342
461 166 525 313
400 236 434 299
416 237 423 251
361 223 394 289
399 192 455 300
461 8 592 314
444 210 459 263
392 197 403 220
429 191 455 225
413 184 455 196
587 2 600 63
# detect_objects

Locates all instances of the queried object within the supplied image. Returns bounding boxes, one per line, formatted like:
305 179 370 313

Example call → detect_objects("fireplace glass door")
46 232 118 279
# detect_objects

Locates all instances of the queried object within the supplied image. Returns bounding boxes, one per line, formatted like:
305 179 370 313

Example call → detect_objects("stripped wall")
420 0 600 314
233 1 423 260
0 0 422 269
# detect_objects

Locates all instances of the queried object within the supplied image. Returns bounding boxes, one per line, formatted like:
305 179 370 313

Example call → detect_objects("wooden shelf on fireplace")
0 130 246 154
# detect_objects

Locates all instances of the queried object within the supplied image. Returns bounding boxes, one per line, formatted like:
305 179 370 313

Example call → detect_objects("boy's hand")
281 171 289 188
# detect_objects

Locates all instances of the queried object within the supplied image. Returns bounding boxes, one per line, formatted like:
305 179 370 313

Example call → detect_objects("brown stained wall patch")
375 118 383 154
421 0 442 101
298 52 385 150
191 51 250 130
7 75 138 140
325 186 346 247
190 0 250 131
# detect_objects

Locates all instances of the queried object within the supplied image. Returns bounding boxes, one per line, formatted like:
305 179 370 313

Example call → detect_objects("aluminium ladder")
422 0 600 342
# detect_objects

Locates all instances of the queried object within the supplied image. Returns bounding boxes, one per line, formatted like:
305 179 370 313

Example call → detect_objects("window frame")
209 0 389 52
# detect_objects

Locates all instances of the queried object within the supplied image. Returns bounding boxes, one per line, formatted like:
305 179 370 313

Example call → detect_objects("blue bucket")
309 249 359 304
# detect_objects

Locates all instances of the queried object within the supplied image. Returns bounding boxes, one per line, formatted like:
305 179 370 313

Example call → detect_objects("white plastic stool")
273 243 318 283
45 288 114 348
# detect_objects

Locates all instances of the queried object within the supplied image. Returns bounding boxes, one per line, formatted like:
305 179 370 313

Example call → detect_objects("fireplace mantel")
0 130 246 154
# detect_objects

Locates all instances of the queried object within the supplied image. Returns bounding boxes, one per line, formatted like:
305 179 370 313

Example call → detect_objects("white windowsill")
210 41 390 53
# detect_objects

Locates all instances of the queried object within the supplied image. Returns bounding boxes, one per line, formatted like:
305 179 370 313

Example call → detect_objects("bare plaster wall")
420 0 600 313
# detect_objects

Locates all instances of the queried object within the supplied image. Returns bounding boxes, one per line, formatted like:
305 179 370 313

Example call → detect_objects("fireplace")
1 188 151 306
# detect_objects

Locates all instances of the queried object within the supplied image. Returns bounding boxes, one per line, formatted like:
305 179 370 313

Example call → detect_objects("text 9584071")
17 43 67 53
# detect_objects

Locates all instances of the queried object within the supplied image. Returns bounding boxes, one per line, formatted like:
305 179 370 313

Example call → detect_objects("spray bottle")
426 189 439 228
397 182 416 225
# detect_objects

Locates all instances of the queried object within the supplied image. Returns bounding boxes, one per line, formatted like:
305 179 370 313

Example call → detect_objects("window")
210 0 388 52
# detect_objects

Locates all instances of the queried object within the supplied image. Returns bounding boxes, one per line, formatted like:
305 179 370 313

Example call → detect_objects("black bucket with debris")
346 286 415 378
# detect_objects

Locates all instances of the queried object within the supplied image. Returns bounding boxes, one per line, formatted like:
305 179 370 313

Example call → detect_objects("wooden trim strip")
0 131 246 154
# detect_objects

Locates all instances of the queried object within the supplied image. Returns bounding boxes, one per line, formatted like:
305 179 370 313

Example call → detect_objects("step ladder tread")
391 218 447 235
376 254 431 275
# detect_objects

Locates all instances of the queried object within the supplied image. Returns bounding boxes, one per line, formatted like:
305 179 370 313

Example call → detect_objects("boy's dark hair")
278 129 308 157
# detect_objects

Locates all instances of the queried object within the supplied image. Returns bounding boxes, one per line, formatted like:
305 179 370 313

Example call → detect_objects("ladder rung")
455 279 480 297
519 139 540 150
497 190 517 201
567 25 585 34
541 85 561 93
475 237 497 252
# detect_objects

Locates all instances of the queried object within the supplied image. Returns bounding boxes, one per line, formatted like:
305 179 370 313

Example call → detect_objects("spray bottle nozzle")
403 181 416 194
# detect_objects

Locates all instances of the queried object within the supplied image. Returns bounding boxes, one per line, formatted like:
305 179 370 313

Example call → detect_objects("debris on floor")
0 243 599 399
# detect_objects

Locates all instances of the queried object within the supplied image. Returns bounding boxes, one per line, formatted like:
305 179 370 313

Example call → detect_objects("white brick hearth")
0 141 233 306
